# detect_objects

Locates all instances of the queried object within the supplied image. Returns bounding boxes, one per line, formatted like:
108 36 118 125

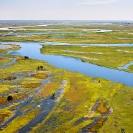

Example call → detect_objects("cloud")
78 0 117 5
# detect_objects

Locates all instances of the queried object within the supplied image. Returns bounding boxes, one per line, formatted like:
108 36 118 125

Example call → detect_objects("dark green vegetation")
0 44 133 133
41 45 133 72
0 22 133 44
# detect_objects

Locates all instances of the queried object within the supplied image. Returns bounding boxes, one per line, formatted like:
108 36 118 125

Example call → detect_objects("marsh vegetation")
41 45 133 72
0 21 133 133
0 21 133 44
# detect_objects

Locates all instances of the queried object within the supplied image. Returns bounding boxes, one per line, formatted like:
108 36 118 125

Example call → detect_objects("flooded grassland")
0 44 133 133
0 22 133 133
0 22 133 44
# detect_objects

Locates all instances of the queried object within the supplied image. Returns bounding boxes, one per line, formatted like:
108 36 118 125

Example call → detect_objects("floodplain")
0 21 133 133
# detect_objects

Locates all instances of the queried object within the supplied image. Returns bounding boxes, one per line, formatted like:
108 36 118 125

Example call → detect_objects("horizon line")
0 19 133 21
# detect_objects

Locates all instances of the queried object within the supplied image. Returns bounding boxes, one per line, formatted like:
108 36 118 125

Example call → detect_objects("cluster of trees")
24 56 29 60
37 66 44 70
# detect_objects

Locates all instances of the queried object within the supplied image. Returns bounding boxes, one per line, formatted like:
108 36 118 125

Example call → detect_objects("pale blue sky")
0 0 133 20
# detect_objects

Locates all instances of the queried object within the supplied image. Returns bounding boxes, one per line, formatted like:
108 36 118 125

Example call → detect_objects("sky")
0 0 133 20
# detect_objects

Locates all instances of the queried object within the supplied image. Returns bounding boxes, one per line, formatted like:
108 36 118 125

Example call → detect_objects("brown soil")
0 114 9 124
32 73 48 79
96 102 109 114
4 76 17 81
38 82 57 97
90 118 105 132
23 83 41 88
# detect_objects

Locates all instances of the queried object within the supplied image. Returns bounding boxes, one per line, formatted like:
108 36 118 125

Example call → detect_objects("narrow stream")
0 76 50 129
1 42 133 87
0 58 16 69
19 88 64 133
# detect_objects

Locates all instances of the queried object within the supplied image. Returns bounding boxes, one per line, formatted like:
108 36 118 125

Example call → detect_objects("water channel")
1 42 133 87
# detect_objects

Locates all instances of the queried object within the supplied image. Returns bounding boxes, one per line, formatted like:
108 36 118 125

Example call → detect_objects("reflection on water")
0 28 11 30
52 36 65 38
42 41 133 46
1 42 133 87
17 32 76 35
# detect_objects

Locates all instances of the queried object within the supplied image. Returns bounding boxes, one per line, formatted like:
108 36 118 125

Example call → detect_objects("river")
1 42 133 87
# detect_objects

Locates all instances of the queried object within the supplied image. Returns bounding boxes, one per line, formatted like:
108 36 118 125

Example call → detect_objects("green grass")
41 45 133 72
1 108 40 133
99 86 133 133
128 65 133 72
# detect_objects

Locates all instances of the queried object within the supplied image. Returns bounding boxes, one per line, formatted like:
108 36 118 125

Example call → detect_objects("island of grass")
41 45 133 72
0 44 133 133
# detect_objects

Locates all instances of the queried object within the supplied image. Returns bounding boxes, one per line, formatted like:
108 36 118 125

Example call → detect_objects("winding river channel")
1 42 133 87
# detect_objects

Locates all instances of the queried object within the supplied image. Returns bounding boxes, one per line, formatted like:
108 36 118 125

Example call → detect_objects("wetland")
0 20 133 133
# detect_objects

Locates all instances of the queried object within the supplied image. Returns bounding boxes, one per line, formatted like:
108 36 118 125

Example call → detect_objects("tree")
7 95 13 101
24 56 29 60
